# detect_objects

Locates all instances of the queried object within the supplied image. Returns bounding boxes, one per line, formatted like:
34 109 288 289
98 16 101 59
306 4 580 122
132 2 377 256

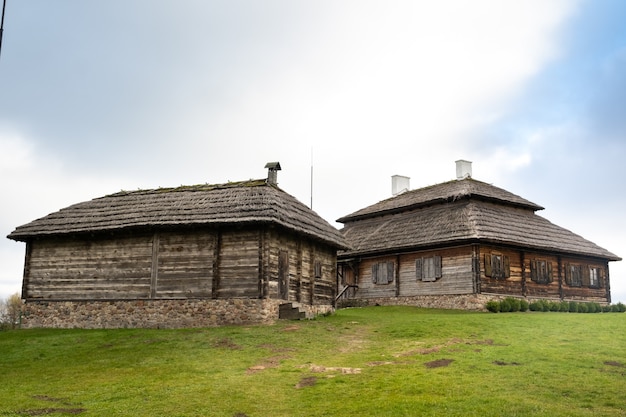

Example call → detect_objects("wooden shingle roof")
8 179 349 249
338 178 620 261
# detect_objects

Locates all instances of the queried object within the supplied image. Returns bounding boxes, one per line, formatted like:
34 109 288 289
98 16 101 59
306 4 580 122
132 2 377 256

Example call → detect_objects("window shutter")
434 256 442 279
372 264 378 284
582 266 591 287
599 268 604 288
547 262 553 283
387 262 395 283
484 254 492 277
530 260 537 282
565 263 571 286
504 256 511 278
415 258 423 281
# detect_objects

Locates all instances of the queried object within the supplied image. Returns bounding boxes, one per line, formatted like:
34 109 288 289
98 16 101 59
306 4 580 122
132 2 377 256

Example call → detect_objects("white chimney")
392 175 410 196
455 160 472 180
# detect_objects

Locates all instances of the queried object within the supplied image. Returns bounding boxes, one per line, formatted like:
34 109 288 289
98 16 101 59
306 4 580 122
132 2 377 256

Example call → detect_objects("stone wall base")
21 299 332 329
337 294 497 311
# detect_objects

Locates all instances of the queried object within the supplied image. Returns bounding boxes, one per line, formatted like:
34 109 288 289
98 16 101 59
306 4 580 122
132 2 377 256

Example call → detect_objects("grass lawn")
0 306 625 416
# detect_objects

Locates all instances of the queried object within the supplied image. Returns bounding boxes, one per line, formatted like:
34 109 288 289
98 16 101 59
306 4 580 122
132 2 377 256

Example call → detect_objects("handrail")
335 284 358 302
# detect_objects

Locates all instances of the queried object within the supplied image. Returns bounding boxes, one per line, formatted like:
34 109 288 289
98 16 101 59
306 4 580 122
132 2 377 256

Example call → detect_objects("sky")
1 0 625 303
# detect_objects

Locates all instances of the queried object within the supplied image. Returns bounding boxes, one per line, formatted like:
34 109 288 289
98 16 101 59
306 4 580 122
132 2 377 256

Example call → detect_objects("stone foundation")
21 298 332 329
337 294 497 311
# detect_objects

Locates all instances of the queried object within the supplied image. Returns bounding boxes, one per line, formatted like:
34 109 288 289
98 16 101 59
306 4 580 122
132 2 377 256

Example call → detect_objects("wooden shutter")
415 258 423 281
434 256 442 279
504 256 510 279
484 254 492 277
582 266 591 287
547 262 553 283
387 262 395 284
565 263 571 286
530 260 537 282
599 268 605 288
371 264 378 284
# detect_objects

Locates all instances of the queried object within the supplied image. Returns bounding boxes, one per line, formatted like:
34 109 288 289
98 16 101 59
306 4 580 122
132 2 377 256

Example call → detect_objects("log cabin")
7 163 349 328
336 160 621 309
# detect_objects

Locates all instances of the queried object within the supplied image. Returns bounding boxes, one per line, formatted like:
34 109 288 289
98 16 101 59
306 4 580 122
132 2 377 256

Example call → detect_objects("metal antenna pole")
0 0 7 61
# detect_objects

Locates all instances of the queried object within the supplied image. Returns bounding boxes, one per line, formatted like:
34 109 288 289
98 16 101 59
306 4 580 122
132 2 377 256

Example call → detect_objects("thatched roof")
8 179 349 249
337 178 543 223
338 178 620 261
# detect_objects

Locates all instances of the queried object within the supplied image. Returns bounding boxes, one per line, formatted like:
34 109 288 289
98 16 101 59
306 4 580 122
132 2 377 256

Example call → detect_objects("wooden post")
557 255 563 300
21 241 32 299
520 251 526 297
395 255 400 297
150 233 160 299
212 231 221 299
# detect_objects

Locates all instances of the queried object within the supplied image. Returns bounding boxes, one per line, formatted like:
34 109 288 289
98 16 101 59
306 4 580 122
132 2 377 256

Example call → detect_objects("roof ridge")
105 178 269 198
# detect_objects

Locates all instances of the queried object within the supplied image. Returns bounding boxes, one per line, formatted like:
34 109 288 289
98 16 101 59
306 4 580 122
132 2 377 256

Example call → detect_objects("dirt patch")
424 359 454 368
282 325 300 332
308 364 361 374
213 338 242 350
246 355 290 373
15 408 86 416
604 361 625 367
16 396 86 415
493 360 521 366
295 376 317 389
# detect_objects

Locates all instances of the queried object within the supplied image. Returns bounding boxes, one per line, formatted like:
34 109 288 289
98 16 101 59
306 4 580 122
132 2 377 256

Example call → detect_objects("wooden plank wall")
265 228 336 305
25 236 153 299
357 256 398 298
216 229 261 298
399 247 474 296
155 230 215 298
479 246 524 296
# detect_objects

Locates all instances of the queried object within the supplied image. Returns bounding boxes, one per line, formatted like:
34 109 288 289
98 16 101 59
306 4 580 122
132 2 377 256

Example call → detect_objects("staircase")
278 303 308 320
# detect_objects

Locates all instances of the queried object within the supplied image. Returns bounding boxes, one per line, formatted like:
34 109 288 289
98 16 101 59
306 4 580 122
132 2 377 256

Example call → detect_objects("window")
484 253 510 279
530 259 552 284
416 256 442 282
589 267 600 288
372 262 395 285
566 264 583 287
314 261 322 279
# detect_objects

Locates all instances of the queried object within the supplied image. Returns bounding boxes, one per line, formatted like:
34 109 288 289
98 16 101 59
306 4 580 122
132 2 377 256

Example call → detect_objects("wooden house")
336 161 620 309
7 163 349 328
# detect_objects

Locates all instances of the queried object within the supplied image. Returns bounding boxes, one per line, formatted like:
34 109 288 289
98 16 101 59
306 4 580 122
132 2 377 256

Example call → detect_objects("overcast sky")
1 0 625 302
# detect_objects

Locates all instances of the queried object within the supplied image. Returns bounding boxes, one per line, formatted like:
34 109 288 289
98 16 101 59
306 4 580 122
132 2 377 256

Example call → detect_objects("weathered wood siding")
521 251 560 299
479 247 610 302
24 236 153 300
216 229 261 298
155 230 215 298
350 247 474 299
559 256 609 302
266 229 336 305
479 246 524 296
356 256 398 298
399 247 474 296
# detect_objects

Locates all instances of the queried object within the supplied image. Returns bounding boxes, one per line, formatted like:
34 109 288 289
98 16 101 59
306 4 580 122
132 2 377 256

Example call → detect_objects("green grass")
1 306 625 416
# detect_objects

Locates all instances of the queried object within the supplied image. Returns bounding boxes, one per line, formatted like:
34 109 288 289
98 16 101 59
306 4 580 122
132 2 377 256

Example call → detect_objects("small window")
566 264 583 287
589 267 600 288
416 256 442 282
314 261 322 279
372 262 395 285
484 253 510 280
530 259 552 284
